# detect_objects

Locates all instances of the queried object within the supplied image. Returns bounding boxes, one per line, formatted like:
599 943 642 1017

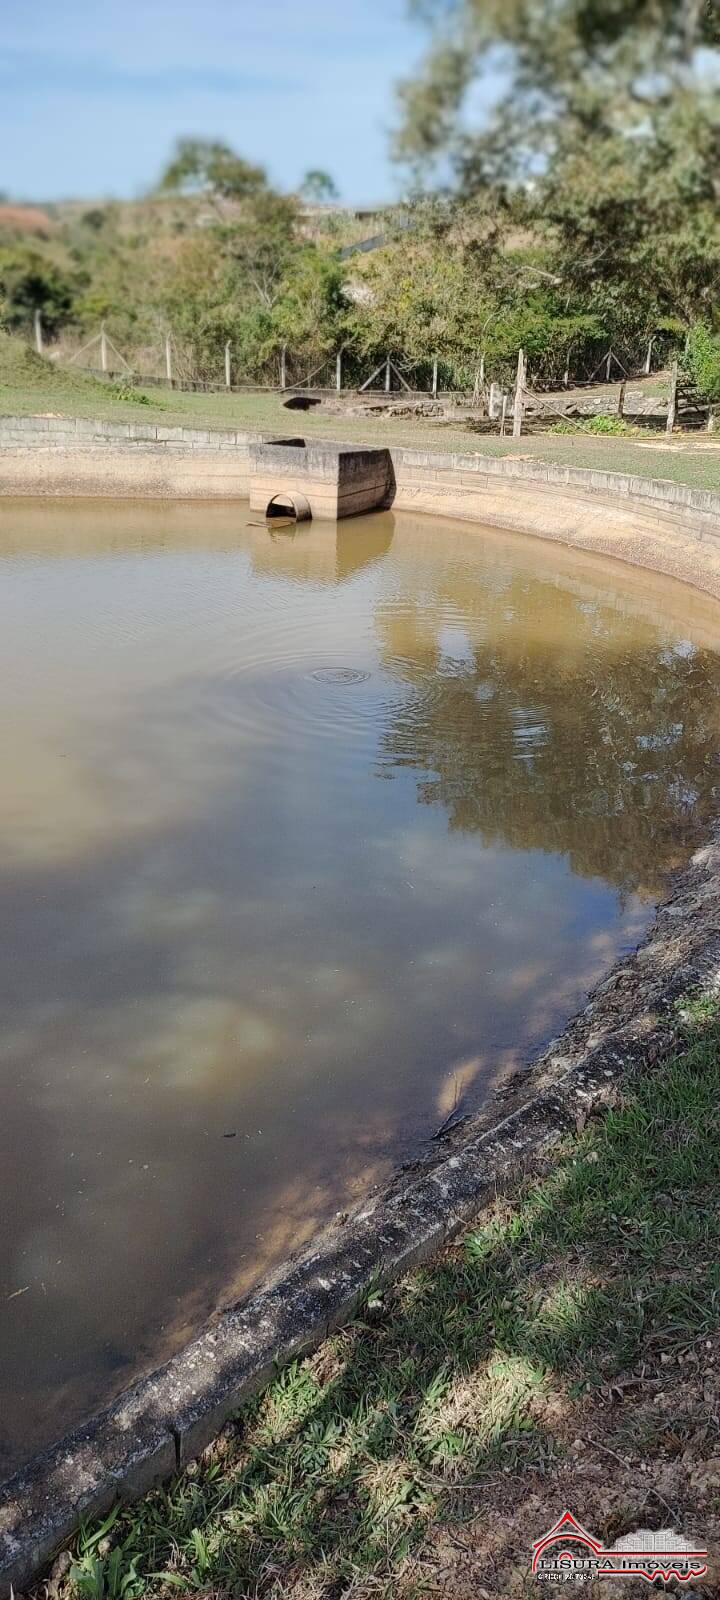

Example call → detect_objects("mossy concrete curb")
2 832 720 1594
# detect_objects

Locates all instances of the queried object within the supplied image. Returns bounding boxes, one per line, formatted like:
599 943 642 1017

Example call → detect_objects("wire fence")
25 319 708 434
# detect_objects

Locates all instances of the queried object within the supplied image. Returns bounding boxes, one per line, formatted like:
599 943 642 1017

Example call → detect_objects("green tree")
158 139 268 204
300 169 339 203
0 246 77 336
395 0 720 357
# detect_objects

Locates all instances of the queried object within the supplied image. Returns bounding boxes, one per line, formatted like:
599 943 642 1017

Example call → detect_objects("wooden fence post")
432 357 438 399
605 350 612 382
336 351 342 392
100 323 109 373
33 309 43 354
500 393 508 436
618 380 626 419
224 341 231 389
645 337 654 376
512 349 525 438
666 359 678 434
479 353 485 387
280 345 287 390
165 334 172 385
385 355 392 394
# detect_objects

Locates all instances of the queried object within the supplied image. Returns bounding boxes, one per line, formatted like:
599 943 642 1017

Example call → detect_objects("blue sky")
2 0 427 204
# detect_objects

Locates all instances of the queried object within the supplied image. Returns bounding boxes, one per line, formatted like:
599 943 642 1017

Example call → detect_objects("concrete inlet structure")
248 439 395 521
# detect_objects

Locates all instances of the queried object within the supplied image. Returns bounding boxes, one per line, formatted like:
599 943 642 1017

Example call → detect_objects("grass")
50 997 720 1600
4 332 720 493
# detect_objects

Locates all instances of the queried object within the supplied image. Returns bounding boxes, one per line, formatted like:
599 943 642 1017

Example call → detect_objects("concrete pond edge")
3 827 720 1592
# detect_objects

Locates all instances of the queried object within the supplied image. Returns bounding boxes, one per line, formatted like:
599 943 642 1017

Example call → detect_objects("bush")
106 381 154 405
582 413 633 434
550 413 634 436
684 323 720 402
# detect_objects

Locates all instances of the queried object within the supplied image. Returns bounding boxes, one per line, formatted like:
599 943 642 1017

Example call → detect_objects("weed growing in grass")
50 998 720 1600
550 414 637 436
105 383 155 407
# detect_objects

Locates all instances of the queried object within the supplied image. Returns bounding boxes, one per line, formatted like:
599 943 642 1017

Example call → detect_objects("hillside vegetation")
4 0 720 408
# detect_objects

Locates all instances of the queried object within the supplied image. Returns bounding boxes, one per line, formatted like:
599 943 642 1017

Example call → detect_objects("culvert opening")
265 493 311 523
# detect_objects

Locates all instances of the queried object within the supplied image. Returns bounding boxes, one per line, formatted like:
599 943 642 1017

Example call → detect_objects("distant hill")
0 204 53 237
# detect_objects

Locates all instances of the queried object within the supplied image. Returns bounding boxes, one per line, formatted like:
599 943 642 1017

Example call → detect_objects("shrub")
684 322 720 402
550 413 634 436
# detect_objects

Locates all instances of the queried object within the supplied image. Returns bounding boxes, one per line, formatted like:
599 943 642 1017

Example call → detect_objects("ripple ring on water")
309 667 371 684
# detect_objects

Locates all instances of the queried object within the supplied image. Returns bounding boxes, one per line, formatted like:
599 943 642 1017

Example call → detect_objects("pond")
1 500 720 1476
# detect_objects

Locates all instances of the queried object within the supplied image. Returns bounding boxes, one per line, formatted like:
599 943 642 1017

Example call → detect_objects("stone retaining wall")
0 414 254 498
389 449 720 600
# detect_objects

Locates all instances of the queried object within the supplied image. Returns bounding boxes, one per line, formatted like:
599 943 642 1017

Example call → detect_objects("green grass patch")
550 414 638 436
58 1001 720 1600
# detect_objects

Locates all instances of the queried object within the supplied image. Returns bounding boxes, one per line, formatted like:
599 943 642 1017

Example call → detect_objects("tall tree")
395 0 720 342
396 0 720 186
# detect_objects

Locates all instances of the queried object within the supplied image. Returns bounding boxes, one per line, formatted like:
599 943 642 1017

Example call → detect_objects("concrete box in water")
248 440 395 521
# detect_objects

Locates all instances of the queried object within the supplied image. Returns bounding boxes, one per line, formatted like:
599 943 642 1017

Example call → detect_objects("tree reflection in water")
376 548 720 898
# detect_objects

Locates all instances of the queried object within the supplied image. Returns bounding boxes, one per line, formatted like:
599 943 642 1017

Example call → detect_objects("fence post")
500 393 508 436
645 337 654 376
385 355 391 394
666 359 678 434
431 357 438 399
618 380 626 419
336 351 342 392
165 334 173 385
100 323 109 373
33 309 43 355
224 341 231 390
512 349 525 438
479 353 485 387
280 345 287 390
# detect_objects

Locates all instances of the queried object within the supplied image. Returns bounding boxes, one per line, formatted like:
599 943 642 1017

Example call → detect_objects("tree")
396 0 719 185
300 170 339 204
395 0 720 349
0 246 77 336
148 140 349 381
158 139 268 205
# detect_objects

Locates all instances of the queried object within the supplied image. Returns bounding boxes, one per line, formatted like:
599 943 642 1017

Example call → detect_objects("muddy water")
2 500 720 1476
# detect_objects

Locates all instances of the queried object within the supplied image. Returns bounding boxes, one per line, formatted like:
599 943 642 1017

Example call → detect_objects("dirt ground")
413 1339 720 1597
